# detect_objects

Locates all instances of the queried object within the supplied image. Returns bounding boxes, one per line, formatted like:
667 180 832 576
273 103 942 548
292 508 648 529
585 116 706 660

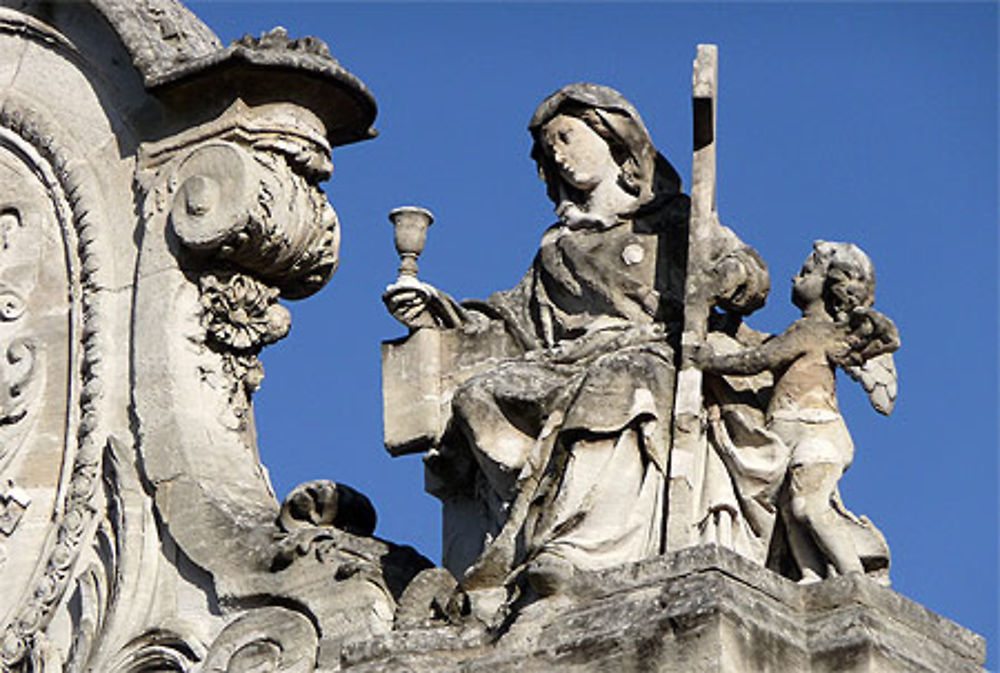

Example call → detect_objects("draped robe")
427 197 774 584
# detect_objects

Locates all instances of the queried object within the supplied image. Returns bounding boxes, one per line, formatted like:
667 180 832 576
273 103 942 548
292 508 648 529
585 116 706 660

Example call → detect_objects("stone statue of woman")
384 83 770 598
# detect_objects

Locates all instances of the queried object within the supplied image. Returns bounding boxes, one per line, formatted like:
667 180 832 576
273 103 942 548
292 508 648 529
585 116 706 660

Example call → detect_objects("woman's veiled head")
529 83 681 210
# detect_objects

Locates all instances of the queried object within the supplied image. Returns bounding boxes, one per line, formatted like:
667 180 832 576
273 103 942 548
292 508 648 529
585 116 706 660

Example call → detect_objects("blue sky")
191 2 997 663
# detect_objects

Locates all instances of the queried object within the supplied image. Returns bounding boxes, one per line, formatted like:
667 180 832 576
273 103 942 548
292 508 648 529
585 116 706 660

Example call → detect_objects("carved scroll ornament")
167 130 341 300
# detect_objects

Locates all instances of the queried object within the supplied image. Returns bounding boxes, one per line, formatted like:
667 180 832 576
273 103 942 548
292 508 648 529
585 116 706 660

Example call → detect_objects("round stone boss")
170 142 257 251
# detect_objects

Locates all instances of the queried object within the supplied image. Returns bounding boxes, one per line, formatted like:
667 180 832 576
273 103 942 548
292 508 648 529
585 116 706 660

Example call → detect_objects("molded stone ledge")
337 545 986 673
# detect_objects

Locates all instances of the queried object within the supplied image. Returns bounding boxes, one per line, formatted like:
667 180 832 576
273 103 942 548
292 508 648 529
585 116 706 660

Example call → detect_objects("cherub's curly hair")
810 241 876 322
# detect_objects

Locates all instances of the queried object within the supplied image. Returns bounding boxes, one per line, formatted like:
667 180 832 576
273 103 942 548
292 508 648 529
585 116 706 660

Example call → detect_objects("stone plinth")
340 546 985 673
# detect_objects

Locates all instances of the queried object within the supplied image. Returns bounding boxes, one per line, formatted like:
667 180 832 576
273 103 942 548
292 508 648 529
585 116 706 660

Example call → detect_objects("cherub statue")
697 241 899 582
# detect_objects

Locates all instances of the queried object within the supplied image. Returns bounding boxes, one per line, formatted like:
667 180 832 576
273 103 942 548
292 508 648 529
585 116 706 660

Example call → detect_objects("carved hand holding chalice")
385 206 460 328
388 206 433 286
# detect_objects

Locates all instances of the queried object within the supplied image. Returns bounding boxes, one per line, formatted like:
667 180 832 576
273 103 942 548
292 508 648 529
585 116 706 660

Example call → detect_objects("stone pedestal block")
340 546 985 673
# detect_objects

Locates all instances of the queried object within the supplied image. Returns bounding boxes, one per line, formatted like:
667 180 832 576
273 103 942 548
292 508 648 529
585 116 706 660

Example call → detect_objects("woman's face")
540 114 619 191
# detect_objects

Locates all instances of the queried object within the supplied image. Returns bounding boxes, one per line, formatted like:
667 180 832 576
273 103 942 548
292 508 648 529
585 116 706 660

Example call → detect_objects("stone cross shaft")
667 43 719 552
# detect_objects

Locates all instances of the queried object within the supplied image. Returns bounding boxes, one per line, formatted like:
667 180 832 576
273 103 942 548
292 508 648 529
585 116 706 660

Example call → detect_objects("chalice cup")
388 206 434 286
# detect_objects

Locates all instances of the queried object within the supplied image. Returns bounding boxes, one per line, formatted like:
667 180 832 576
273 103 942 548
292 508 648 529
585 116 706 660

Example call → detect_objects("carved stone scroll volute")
169 137 342 300
132 100 355 589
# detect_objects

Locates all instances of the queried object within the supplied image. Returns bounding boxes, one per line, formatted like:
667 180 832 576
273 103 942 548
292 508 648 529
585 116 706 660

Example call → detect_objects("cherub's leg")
789 462 863 576
782 503 827 582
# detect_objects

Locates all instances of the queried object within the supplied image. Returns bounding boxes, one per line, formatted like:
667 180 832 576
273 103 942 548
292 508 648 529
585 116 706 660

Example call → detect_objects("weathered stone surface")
150 26 377 148
341 546 986 672
374 48 983 672
87 0 222 83
696 241 898 584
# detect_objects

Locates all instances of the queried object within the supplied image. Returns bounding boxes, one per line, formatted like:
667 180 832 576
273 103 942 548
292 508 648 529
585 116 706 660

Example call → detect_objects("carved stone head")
794 240 876 320
528 83 681 211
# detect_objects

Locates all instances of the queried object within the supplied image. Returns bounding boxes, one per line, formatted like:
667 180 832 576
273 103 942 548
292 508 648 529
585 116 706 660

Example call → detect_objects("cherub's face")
791 255 825 310
540 114 619 191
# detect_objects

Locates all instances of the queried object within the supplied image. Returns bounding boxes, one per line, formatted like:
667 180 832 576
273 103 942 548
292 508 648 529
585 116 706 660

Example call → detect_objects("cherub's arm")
695 325 807 376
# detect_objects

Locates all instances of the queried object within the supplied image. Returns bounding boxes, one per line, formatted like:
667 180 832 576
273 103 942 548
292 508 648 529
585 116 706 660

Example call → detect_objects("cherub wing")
844 352 897 416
